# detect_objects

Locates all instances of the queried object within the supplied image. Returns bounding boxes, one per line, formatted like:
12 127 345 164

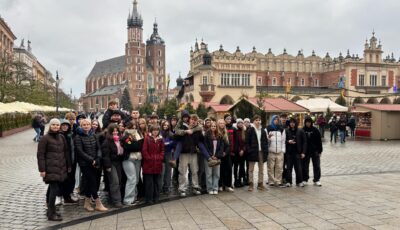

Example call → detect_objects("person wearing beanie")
37 118 71 221
285 117 306 187
302 116 323 186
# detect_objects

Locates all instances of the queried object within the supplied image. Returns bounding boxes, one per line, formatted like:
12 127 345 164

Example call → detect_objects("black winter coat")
285 127 307 155
101 138 124 169
303 125 323 155
74 131 101 167
203 134 226 159
37 131 71 183
245 126 268 162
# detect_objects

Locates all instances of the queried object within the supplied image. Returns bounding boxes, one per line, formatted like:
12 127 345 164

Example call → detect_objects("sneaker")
208 191 213 195
193 190 201 195
226 187 234 192
278 184 286 188
213 191 218 195
218 187 223 192
298 182 305 187
314 181 322 187
70 194 79 202
113 203 124 208
268 183 275 187
55 196 62 206
180 192 186 197
285 183 292 187
303 181 308 186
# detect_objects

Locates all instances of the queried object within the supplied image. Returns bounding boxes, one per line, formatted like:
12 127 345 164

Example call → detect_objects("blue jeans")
204 158 220 192
122 159 141 204
161 151 172 192
34 128 41 142
339 131 346 143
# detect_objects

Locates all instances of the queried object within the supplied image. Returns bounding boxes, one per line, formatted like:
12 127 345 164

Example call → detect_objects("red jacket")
142 134 164 174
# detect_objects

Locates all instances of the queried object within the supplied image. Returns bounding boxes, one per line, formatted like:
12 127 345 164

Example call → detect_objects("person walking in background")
338 117 347 144
316 114 327 138
285 117 306 187
266 115 286 187
32 114 42 142
102 124 124 208
37 118 71 221
74 119 108 212
121 121 143 206
302 116 323 186
142 125 164 204
329 117 338 143
348 115 356 138
245 115 268 191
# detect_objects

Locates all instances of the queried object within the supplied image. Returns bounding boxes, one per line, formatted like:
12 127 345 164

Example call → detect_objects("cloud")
1 0 399 97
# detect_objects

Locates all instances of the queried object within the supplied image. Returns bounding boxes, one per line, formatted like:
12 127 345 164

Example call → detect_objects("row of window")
220 73 250 87
256 77 319 87
127 47 163 57
358 74 386 86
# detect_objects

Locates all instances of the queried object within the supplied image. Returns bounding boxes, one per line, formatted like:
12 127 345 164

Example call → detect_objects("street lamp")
56 71 59 114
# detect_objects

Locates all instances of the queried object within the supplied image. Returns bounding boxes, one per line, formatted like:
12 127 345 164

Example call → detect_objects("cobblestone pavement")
0 129 399 229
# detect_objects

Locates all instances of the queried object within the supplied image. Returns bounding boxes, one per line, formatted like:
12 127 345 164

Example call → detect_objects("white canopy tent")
295 98 348 113
0 101 71 114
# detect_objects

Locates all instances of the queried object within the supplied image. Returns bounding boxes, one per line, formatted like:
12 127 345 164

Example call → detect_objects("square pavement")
1 129 400 229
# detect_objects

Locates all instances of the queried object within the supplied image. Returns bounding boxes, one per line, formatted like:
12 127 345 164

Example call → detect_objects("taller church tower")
126 0 147 106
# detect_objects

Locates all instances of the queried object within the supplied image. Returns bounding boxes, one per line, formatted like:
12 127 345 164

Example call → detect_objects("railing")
200 84 215 91
256 86 340 95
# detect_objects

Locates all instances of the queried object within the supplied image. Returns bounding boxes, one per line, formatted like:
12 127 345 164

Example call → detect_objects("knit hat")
244 118 250 123
49 118 61 126
224 114 232 120
236 118 244 124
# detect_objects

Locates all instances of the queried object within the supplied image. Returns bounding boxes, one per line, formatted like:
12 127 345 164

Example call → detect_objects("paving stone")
143 219 171 229
338 222 374 229
219 217 252 230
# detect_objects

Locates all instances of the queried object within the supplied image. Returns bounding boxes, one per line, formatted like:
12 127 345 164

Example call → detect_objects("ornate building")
83 0 166 112
0 16 16 60
184 32 399 105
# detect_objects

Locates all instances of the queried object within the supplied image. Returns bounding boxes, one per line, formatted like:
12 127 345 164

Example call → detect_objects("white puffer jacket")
265 127 286 154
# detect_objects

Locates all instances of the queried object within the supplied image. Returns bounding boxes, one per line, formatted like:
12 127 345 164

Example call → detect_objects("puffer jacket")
74 129 101 167
142 134 164 174
37 131 71 183
101 138 125 169
266 116 286 154
245 125 268 162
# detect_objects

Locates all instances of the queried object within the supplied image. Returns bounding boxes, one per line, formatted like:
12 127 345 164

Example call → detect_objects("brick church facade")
83 0 166 112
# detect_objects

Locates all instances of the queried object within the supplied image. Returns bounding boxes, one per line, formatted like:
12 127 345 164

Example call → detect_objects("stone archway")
220 95 235 105
380 97 391 104
366 98 378 104
352 97 365 105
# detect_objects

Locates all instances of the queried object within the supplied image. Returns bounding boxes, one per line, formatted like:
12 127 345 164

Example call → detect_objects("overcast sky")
1 0 399 97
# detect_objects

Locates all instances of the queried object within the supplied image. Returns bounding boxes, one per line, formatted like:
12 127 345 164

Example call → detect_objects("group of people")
316 114 356 144
37 100 324 221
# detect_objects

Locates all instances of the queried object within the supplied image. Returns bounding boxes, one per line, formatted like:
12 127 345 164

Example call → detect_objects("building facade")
83 0 167 112
184 32 399 105
0 16 16 60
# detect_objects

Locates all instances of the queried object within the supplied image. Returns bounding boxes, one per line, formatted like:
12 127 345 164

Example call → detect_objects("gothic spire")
127 0 143 28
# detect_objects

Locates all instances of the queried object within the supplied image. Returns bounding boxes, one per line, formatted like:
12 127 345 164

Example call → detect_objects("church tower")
126 0 147 106
146 20 166 103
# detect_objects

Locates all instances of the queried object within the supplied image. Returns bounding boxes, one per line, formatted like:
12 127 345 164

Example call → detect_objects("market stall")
295 98 348 113
353 104 400 140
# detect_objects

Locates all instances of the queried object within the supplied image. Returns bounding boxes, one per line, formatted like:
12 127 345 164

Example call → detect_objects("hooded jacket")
142 133 164 174
245 124 269 162
266 115 286 154
60 119 76 164
303 116 323 155
285 120 307 155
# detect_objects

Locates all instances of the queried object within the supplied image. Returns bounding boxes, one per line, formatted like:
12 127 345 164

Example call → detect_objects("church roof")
87 55 126 79
87 84 125 97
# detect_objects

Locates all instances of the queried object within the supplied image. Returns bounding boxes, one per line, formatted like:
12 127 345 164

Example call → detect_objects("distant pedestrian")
37 118 71 221
316 114 327 138
348 115 356 138
32 114 42 142
338 117 347 144
329 117 338 143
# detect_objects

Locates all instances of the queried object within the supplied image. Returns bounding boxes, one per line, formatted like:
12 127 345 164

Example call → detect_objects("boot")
234 179 240 188
95 198 108 212
47 207 62 221
84 198 94 212
248 182 254 191
257 182 266 191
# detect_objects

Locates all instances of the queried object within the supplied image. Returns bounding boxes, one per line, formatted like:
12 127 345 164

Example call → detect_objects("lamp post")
56 71 59 114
